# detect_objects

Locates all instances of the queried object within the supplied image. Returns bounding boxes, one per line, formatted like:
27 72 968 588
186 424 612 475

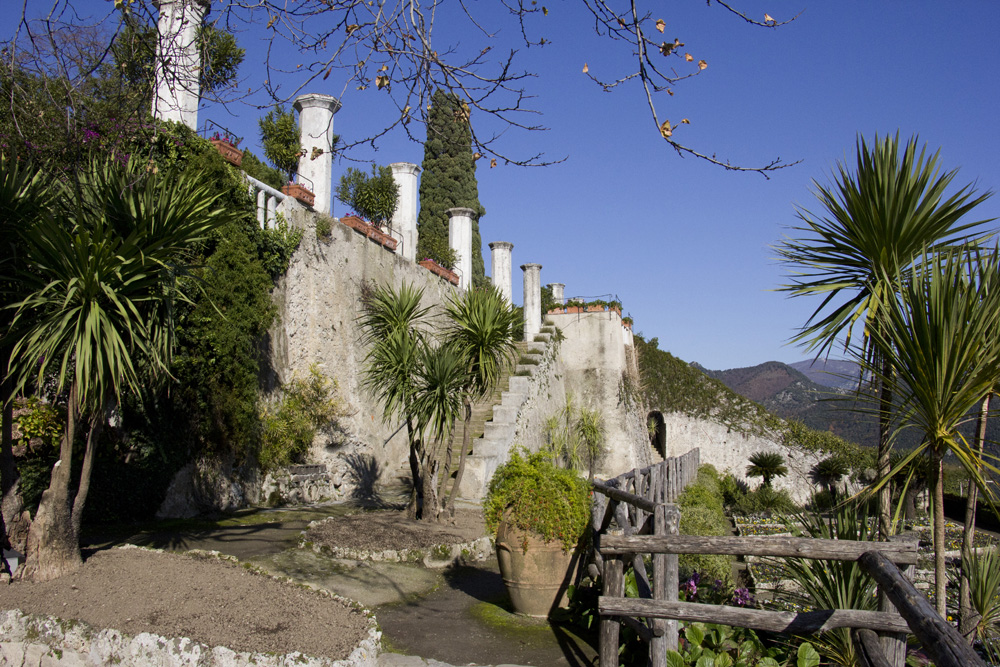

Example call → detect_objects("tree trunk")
959 392 990 641
71 412 104 537
438 429 456 512
445 401 472 517
932 447 947 619
421 455 439 523
16 385 82 582
406 417 420 520
877 354 894 542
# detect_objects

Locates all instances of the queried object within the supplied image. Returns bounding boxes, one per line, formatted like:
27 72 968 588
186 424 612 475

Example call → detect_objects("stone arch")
647 411 666 459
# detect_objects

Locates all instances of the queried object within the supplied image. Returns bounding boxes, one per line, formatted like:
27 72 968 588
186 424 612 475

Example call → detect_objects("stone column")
448 207 475 290
489 241 514 303
521 263 542 339
548 283 565 305
152 0 209 129
390 162 420 262
294 94 342 215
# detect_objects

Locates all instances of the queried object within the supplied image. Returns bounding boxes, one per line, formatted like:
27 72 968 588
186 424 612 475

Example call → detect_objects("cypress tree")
417 90 486 282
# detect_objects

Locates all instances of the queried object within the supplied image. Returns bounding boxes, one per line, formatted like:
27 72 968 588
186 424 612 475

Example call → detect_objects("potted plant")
209 128 243 167
484 450 590 617
259 105 316 207
336 165 400 230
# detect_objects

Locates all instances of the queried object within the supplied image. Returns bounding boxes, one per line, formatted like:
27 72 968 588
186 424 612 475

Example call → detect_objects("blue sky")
22 1 1000 370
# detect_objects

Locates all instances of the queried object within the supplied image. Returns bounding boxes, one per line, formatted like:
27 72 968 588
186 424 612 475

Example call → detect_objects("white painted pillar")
548 283 565 305
521 263 542 339
293 93 342 215
390 162 420 262
448 207 475 290
490 241 514 303
152 0 208 129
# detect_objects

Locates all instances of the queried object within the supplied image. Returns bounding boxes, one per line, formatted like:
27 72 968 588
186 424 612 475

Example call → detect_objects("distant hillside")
789 358 864 391
698 360 879 448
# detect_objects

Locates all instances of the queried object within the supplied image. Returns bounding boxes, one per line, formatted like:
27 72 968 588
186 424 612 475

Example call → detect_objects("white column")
489 241 514 303
293 93 342 215
521 263 542 339
152 0 208 129
448 207 475 290
390 162 420 262
548 282 565 305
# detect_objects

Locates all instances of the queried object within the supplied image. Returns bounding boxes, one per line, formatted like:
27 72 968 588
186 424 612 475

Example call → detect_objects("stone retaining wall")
0 609 380 667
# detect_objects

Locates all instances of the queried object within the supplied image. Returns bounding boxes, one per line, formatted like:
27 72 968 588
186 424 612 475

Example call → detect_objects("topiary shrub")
484 450 590 551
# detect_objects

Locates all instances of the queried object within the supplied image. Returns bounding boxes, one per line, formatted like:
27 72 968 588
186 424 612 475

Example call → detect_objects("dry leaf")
764 13 775 23
490 158 497 168
346 24 360 35
542 6 548 15
379 64 388 72
473 152 482 159
681 118 690 124
698 59 707 70
375 75 389 89
323 67 332 80
685 53 694 62
266 15 276 29
659 42 673 56
659 120 672 139
582 63 589 73
655 18 665 33
617 18 626 27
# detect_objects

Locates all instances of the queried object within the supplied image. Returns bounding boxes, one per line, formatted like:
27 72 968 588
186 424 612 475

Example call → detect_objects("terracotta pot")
564 306 584 314
282 183 315 207
586 305 606 313
495 520 579 617
340 216 399 251
210 138 243 167
418 259 460 286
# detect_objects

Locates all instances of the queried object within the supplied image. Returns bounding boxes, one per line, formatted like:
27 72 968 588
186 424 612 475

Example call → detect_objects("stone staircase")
387 327 557 500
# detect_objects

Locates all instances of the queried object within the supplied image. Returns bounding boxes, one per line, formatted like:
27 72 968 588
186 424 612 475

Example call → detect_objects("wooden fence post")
601 556 624 667
664 503 680 650
880 532 919 667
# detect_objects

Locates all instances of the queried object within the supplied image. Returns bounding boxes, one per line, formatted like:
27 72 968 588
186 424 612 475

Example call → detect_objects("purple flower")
732 587 755 607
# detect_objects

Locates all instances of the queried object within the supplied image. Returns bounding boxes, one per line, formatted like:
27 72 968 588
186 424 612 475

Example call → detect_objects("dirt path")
10 502 597 666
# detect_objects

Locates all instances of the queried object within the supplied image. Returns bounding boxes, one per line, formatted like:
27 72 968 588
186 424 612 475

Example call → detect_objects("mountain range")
696 358 999 453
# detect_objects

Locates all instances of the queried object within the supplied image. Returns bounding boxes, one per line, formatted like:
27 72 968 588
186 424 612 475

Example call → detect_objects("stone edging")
0 545 381 667
299 521 494 569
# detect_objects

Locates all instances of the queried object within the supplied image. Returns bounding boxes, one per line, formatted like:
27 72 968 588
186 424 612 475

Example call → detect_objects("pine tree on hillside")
417 90 486 282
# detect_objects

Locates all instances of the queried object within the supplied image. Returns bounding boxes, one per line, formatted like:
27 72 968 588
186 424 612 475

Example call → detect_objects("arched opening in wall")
647 411 666 459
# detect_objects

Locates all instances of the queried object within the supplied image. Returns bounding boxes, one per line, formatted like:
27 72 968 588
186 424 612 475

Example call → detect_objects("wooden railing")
591 454 985 667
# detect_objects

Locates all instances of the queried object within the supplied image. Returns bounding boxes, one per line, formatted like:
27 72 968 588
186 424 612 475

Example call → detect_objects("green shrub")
677 465 733 585
483 450 590 551
335 165 400 227
258 365 347 470
736 486 798 515
315 214 333 239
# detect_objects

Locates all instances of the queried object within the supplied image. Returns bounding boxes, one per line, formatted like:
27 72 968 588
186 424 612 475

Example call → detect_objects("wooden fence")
590 451 985 667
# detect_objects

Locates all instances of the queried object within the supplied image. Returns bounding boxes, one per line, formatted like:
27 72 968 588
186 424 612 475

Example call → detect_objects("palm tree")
864 246 1000 617
746 451 788 489
776 133 994 540
0 151 58 563
5 156 235 581
357 282 430 519
409 342 465 522
809 456 850 501
442 285 519 516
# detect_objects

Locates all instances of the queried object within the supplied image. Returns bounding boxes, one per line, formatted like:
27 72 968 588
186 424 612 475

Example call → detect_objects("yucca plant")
6 156 236 581
865 246 1000 616
774 503 879 667
776 133 995 540
951 547 1000 662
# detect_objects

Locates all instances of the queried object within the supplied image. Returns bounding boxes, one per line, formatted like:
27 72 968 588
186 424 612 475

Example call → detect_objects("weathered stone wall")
659 411 825 504
548 310 653 478
270 209 462 491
